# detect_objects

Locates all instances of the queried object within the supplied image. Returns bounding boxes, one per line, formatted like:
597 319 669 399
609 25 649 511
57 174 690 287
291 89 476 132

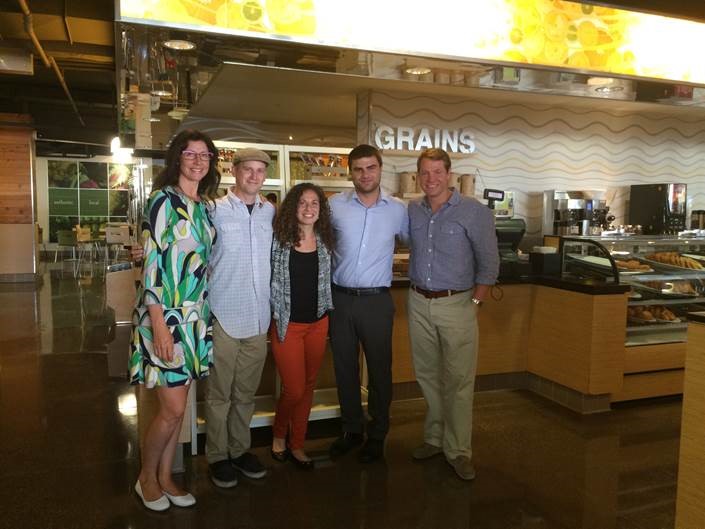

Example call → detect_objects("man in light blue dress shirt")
328 144 409 463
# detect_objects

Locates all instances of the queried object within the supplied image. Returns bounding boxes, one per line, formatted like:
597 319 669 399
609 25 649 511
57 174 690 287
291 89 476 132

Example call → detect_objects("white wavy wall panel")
181 117 355 147
365 91 705 238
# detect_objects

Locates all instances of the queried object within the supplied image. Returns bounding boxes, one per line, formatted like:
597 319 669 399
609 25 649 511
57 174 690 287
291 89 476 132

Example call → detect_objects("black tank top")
289 249 319 323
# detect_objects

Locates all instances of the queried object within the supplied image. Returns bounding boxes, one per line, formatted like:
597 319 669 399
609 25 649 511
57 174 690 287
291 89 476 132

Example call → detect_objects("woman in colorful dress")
269 183 334 469
129 129 219 511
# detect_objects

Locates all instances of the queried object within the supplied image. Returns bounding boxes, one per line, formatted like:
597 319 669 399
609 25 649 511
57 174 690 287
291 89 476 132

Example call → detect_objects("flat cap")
233 148 271 166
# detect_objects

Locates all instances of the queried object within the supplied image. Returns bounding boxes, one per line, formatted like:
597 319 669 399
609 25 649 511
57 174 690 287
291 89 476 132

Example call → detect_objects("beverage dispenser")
629 184 687 234
542 190 609 236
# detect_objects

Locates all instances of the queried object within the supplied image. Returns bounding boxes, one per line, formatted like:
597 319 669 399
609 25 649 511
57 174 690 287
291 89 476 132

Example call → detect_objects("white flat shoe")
163 490 196 507
135 480 170 512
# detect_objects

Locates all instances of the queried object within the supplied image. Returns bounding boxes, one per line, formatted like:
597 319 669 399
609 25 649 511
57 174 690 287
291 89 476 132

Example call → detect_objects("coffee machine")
543 190 611 236
629 184 687 234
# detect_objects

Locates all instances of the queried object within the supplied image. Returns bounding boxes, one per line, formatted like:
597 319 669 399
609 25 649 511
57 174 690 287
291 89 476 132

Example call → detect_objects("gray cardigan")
270 233 334 341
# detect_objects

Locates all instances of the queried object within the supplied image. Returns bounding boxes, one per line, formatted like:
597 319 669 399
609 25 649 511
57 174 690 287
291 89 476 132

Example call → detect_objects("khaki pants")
408 288 479 460
205 320 267 464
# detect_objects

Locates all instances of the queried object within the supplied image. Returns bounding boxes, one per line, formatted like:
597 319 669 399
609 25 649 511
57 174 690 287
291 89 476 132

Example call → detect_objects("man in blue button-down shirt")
408 148 499 481
205 148 275 487
328 144 409 463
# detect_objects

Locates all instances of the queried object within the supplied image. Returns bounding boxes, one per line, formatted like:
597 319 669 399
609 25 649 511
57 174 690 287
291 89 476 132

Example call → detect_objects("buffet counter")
387 274 632 412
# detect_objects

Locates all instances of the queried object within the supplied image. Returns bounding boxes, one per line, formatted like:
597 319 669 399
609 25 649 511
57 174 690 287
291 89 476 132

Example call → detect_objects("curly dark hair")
274 183 335 251
153 129 221 200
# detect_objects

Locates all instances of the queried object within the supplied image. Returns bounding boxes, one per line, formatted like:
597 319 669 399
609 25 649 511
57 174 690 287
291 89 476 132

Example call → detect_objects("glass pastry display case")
560 236 705 346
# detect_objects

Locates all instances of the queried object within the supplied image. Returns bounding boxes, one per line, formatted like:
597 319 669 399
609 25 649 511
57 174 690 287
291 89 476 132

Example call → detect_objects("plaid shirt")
270 233 333 342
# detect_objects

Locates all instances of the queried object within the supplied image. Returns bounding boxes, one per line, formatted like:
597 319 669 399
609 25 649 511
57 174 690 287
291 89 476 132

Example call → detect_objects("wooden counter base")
390 282 686 412
675 321 705 528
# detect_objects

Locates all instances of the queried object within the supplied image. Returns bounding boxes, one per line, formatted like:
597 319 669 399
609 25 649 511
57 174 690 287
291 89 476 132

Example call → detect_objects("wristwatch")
471 297 483 307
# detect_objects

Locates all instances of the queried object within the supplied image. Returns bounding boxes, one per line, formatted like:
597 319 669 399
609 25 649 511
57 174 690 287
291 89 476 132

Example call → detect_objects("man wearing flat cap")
205 147 275 487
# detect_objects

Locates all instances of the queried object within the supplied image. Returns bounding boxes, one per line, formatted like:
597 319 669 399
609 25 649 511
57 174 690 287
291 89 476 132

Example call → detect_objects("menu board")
47 161 132 242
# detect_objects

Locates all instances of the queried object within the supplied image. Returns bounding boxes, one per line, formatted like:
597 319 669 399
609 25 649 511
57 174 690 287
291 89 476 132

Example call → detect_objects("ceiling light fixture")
405 66 432 75
595 85 624 93
587 76 614 86
167 107 189 120
163 39 196 51
149 80 174 98
110 136 134 163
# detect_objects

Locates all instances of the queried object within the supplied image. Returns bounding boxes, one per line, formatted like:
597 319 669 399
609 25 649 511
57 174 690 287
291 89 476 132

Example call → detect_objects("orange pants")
270 316 329 450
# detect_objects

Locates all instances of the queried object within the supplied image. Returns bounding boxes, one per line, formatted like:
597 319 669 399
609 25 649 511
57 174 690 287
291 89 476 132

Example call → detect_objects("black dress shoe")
329 432 364 458
358 439 384 463
290 455 314 470
270 447 289 462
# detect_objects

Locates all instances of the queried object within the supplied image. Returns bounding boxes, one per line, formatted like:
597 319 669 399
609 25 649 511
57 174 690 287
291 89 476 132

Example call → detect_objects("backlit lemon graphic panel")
119 0 705 85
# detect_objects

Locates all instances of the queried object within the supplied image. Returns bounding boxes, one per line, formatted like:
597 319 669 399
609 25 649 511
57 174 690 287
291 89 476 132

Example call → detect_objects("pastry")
615 259 650 271
646 252 704 270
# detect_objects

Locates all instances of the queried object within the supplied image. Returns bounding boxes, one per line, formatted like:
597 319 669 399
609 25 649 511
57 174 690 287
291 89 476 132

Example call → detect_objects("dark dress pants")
330 289 395 440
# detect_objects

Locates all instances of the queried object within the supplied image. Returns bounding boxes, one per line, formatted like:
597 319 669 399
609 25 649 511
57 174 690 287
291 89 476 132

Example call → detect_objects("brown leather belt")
411 284 470 299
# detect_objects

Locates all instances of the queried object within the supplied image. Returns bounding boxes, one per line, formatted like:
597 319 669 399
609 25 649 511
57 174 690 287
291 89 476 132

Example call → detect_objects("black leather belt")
411 284 470 299
332 284 389 296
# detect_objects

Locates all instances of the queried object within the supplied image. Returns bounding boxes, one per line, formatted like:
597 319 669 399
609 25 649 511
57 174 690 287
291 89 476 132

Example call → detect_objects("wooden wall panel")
477 284 532 375
391 283 532 383
0 115 34 225
623 342 686 374
391 286 414 383
527 286 625 395
675 322 705 528
611 370 683 402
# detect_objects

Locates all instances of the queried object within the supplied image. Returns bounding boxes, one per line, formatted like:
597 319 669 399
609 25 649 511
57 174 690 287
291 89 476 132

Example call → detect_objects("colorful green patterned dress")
129 186 216 388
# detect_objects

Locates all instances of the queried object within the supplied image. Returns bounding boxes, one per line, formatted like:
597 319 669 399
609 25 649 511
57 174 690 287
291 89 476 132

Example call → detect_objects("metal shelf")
625 323 688 347
628 297 705 306
627 322 688 333
195 387 367 433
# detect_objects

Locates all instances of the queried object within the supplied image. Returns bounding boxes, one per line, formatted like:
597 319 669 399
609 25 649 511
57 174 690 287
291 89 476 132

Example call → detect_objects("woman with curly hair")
129 129 219 510
269 183 334 469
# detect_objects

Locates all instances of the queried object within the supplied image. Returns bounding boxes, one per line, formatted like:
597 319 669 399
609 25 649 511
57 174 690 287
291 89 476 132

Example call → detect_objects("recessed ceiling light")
587 76 614 86
167 107 189 120
163 39 196 51
405 66 432 75
150 89 172 97
595 85 624 93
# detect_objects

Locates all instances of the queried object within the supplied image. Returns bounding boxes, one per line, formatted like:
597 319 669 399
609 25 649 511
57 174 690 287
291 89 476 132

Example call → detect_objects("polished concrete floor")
0 263 682 529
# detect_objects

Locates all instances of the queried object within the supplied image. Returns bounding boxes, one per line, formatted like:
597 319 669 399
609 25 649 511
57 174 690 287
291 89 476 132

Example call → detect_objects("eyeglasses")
181 150 214 161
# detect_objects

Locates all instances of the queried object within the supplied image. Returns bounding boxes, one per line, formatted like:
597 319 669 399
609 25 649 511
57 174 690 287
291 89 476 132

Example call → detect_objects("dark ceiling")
1 0 704 153
0 0 115 147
